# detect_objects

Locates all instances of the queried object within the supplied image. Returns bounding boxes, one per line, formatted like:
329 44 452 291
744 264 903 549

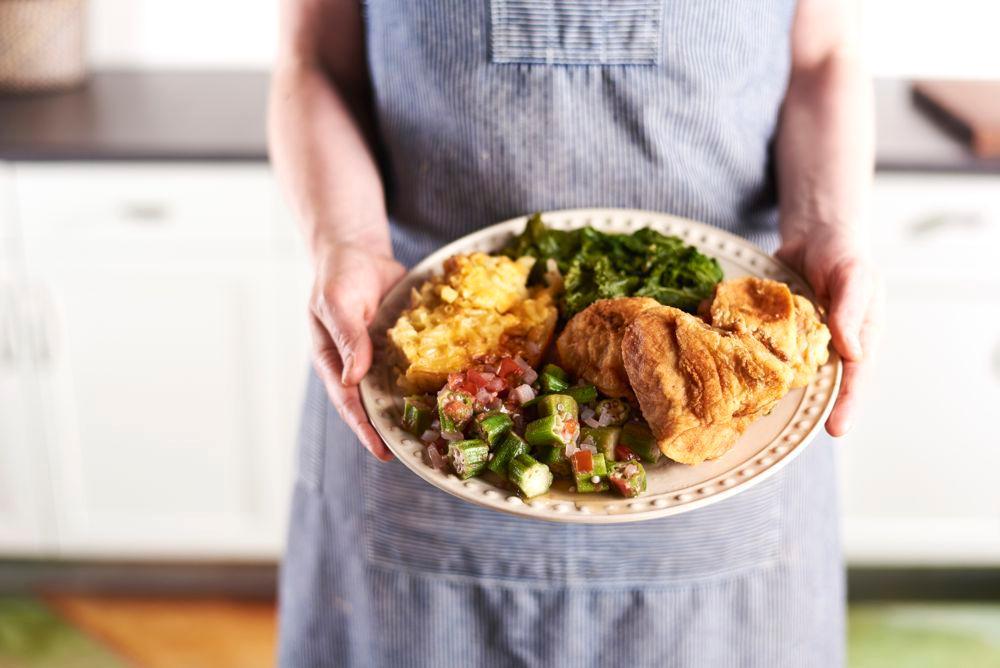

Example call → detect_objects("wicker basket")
0 0 86 93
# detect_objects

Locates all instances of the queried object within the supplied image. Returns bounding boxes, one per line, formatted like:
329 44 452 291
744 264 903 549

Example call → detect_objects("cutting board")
913 80 1000 158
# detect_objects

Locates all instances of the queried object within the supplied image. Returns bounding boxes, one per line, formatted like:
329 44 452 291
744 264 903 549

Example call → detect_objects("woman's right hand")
309 241 406 460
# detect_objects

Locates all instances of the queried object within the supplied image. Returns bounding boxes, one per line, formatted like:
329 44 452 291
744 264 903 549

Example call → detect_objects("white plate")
360 208 841 524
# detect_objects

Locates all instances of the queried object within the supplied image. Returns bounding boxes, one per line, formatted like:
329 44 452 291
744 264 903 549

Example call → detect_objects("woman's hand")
309 241 406 460
776 228 884 437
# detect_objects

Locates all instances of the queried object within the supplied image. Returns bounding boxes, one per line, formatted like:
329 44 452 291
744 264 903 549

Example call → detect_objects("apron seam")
362 555 782 591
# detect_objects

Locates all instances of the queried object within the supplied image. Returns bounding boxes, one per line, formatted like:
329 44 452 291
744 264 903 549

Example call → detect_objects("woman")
269 1 882 666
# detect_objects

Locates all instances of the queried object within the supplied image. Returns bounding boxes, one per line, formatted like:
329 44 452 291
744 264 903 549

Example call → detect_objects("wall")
87 0 1000 79
88 0 277 68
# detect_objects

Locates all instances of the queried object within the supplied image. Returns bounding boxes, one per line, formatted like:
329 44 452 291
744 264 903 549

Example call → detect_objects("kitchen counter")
1 71 998 172
0 70 267 161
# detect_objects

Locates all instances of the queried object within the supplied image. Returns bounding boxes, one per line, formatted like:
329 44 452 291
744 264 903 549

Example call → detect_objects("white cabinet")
0 164 54 554
4 162 310 560
840 172 1000 565
0 282 56 555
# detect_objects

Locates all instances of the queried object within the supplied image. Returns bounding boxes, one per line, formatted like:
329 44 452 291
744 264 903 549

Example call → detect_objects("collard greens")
504 214 723 317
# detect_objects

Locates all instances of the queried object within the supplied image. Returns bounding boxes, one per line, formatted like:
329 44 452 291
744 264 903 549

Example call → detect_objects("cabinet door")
0 163 56 555
841 174 1000 565
0 283 54 554
15 163 306 560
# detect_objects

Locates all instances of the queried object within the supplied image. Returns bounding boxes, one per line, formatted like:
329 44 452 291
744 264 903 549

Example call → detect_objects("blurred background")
1 1 999 666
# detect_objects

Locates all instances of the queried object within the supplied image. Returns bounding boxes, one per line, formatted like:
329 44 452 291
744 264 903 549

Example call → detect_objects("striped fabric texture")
278 1 845 666
491 0 663 65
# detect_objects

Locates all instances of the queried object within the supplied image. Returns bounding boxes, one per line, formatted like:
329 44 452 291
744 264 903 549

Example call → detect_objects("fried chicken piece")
708 277 830 388
790 295 832 387
555 297 661 401
622 306 793 464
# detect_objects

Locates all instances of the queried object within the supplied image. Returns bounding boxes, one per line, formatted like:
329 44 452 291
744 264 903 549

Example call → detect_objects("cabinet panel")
0 283 54 554
33 259 293 558
841 285 1000 564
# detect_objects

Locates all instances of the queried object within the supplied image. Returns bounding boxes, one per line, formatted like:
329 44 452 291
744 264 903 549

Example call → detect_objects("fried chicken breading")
707 277 830 388
621 306 793 464
555 297 661 401
789 294 832 387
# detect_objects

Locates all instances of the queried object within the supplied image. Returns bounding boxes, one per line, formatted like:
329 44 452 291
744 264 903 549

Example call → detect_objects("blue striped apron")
278 2 844 667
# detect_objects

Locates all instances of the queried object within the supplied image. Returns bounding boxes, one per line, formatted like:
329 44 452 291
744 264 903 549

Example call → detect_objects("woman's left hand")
776 228 885 437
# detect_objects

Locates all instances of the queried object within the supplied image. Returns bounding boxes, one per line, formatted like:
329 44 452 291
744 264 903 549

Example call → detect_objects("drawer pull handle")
907 212 984 238
120 202 170 224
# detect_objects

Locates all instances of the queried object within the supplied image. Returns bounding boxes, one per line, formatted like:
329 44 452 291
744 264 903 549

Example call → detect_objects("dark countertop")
1 70 998 173
0 70 268 161
875 78 1000 173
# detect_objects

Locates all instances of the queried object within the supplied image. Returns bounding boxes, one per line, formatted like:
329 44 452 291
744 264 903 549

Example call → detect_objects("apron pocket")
360 454 785 586
490 0 663 65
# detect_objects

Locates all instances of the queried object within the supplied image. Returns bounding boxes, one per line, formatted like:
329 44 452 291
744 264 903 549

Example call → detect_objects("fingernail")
341 354 353 385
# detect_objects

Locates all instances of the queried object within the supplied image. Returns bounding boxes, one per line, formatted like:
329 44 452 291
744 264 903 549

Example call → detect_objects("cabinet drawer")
871 173 1000 283
13 163 277 247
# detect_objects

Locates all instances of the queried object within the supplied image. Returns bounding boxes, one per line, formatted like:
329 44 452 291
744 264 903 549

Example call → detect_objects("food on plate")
553 275 831 465
622 306 794 464
555 297 660 400
388 252 558 392
705 277 831 388
405 352 654 499
387 216 833 501
504 214 723 317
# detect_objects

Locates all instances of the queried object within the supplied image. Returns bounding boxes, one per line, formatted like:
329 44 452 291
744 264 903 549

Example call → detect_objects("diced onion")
583 416 601 428
475 388 493 405
595 409 612 427
513 355 531 372
420 429 440 443
427 446 447 470
430 419 440 430
564 440 578 458
441 429 464 441
526 341 541 356
581 406 595 421
544 258 564 291
511 384 535 404
479 371 496 382
521 367 538 385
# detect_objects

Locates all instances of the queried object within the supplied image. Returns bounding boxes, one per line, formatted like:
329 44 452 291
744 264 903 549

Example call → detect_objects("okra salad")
401 354 655 499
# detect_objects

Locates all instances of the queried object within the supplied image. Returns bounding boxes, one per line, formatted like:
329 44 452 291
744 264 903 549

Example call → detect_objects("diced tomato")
616 445 637 461
498 356 522 381
466 368 489 389
562 418 579 444
485 376 507 393
572 449 593 474
609 476 629 497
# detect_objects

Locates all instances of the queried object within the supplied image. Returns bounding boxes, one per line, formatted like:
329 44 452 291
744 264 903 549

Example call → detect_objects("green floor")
0 597 998 667
849 603 1000 668
0 598 120 668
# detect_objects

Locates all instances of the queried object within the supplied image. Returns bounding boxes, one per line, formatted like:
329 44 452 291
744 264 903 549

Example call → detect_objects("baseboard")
0 559 278 599
2 560 998 602
848 567 1000 602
